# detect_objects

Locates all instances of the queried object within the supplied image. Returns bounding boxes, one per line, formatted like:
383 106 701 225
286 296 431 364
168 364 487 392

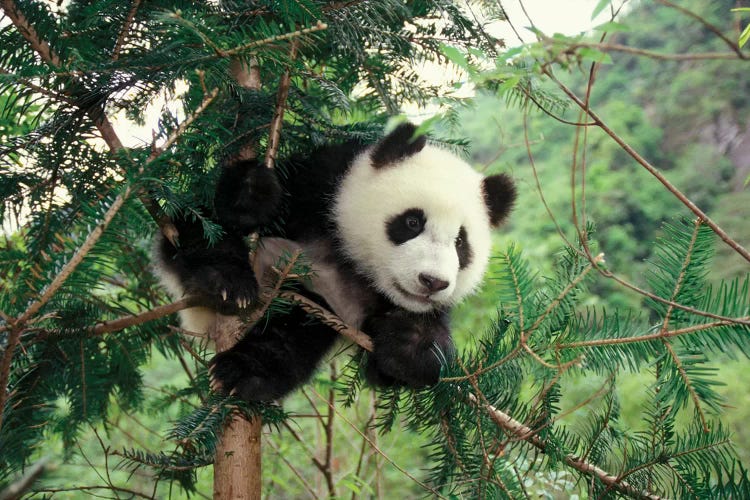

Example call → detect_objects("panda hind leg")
210 308 340 402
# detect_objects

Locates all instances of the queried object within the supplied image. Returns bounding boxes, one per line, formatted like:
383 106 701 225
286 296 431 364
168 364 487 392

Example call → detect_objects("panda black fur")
153 123 516 401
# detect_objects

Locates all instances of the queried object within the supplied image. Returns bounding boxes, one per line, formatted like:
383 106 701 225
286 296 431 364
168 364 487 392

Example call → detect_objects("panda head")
333 123 516 312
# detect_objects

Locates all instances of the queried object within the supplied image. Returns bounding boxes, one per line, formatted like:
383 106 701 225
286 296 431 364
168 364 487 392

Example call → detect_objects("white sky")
498 0 617 44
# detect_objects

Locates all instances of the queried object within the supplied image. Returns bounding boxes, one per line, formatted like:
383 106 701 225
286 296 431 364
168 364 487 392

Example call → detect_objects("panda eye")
455 235 463 247
405 216 421 231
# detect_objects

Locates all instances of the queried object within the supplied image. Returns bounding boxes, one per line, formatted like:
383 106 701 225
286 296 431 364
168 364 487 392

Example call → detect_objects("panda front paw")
183 264 259 314
363 309 454 390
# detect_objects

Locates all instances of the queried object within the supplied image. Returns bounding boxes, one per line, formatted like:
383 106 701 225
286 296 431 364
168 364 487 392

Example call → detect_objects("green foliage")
2 0 750 498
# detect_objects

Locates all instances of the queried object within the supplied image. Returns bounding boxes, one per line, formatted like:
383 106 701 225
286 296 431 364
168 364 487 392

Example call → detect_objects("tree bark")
211 314 262 500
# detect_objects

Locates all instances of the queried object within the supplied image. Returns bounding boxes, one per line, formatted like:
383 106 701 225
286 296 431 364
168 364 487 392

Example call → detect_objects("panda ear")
370 122 427 169
483 173 516 227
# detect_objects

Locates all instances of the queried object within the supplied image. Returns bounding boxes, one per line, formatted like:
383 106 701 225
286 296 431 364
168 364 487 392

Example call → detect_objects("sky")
498 0 615 44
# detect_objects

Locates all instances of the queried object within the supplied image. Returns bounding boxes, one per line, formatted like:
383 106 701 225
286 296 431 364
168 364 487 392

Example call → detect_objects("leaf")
440 43 469 69
413 113 443 139
739 24 750 48
592 21 630 33
578 47 613 64
591 0 611 20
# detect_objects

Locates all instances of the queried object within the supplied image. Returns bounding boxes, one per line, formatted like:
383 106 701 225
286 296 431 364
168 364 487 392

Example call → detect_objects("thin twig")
265 41 297 169
552 41 746 61
655 0 747 59
311 390 447 499
544 69 750 264
91 297 199 335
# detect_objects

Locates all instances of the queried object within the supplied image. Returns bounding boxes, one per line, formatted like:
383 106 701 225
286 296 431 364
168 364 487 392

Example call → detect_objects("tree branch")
112 0 142 61
470 394 664 500
544 69 750 264
265 41 297 169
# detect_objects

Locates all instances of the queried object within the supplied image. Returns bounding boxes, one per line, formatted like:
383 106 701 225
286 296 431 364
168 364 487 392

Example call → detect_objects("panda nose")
419 273 450 293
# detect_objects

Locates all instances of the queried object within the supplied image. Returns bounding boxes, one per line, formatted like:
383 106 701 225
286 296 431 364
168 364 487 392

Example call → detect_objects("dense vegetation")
1 0 749 498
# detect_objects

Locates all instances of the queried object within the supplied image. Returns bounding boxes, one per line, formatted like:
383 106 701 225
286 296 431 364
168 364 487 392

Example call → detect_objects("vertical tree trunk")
210 57 264 500
211 315 262 500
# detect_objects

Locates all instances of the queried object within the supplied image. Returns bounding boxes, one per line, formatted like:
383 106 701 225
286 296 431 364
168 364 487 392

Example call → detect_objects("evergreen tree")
1 0 749 498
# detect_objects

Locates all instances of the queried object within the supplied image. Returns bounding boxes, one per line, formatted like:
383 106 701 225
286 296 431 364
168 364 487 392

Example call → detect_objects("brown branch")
558 41 746 61
91 297 200 335
265 41 297 169
1 0 62 66
278 291 374 352
655 0 747 59
112 0 142 61
544 69 750 264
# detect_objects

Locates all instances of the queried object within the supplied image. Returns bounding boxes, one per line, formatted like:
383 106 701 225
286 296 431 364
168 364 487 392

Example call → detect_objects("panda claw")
221 290 228 302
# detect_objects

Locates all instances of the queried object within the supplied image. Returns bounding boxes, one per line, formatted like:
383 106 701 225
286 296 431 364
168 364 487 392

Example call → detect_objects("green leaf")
592 21 630 33
441 43 469 69
413 113 443 139
579 47 613 64
739 24 750 48
591 0 611 20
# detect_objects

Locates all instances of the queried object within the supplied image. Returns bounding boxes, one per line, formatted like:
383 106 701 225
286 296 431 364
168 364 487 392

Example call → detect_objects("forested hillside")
460 1 749 303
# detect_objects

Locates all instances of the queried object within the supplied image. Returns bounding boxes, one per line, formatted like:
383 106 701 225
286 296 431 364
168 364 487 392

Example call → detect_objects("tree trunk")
211 314 262 500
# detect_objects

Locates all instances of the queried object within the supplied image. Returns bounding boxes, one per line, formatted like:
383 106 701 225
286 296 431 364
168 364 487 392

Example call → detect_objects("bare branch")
544 69 750 264
91 297 200 335
265 42 298 169
656 0 747 59
556 41 746 61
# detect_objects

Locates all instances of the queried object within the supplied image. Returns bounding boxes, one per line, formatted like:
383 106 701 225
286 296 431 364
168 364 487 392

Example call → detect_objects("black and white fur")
153 123 516 401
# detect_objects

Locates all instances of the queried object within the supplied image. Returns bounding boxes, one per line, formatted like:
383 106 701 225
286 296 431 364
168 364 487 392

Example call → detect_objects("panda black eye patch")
456 226 473 269
386 208 426 245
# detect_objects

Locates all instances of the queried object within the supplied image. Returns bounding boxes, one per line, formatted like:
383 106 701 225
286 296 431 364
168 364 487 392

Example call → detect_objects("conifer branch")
112 0 142 61
245 251 303 327
469 394 664 500
557 318 750 349
278 292 374 352
1 0 62 66
0 68 76 105
223 20 328 58
657 219 710 431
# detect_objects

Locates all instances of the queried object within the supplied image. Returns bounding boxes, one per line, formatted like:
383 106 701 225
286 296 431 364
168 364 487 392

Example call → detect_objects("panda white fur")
153 122 516 401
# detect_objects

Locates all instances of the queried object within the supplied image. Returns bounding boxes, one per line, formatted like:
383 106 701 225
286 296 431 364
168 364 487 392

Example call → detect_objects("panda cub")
153 123 516 402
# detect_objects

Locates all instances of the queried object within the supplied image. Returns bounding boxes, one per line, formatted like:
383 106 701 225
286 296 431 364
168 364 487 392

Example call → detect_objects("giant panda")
153 122 516 401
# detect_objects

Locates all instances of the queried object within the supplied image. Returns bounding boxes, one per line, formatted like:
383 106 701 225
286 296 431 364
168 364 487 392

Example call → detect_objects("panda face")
333 141 503 313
